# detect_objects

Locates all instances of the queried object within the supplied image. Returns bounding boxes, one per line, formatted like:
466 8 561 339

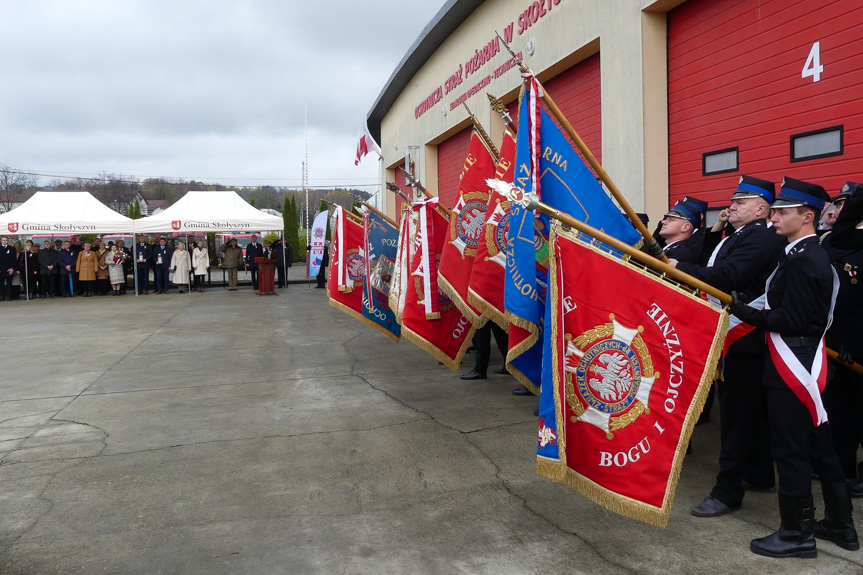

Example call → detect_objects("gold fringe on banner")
401 324 476 372
438 275 483 327
328 298 401 343
543 223 730 528
467 288 509 333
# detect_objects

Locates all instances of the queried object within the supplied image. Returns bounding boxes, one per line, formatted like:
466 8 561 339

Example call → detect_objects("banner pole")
461 102 499 161
397 168 452 217
517 190 863 376
496 32 666 262
363 202 398 227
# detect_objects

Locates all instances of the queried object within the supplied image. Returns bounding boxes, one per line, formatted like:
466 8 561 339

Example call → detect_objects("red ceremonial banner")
327 208 365 322
438 129 496 325
400 202 476 370
546 225 728 527
467 128 517 331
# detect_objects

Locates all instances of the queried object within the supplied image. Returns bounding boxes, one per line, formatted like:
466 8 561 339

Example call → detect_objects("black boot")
815 481 859 550
751 493 817 558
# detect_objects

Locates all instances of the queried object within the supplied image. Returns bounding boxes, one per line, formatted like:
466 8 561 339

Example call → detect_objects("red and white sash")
412 197 440 318
764 267 839 426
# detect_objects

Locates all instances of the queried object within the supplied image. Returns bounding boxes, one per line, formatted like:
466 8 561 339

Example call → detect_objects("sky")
0 0 446 194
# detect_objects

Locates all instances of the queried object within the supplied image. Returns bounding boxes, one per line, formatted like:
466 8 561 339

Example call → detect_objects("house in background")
130 192 171 216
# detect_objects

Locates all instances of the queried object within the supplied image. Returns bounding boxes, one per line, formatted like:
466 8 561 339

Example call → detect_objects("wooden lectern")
254 257 277 295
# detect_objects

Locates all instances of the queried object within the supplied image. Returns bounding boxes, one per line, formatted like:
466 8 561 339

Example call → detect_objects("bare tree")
0 164 35 212
89 173 139 214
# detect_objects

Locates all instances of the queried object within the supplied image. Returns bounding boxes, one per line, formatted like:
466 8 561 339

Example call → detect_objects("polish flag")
355 128 377 166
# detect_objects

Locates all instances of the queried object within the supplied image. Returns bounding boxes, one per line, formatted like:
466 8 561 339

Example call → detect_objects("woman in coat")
170 242 191 294
105 244 125 296
94 242 109 296
75 243 97 297
192 240 209 293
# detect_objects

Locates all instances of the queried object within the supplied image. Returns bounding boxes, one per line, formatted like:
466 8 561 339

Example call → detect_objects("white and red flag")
355 126 378 166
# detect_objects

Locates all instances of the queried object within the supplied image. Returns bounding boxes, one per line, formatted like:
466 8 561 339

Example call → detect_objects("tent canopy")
0 191 134 235
133 191 283 234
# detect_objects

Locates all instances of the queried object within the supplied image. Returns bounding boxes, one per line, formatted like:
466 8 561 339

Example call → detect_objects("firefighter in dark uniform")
730 177 857 558
658 197 708 264
820 182 863 495
670 175 787 517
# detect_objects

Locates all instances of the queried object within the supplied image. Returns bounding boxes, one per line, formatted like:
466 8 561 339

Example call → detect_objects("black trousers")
276 265 285 288
710 351 775 507
60 274 72 296
472 322 508 374
0 270 14 298
316 267 327 288
822 362 863 479
41 274 57 295
250 267 259 289
767 385 845 497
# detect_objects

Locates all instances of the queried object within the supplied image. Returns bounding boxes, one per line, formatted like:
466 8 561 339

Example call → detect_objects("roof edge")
366 0 485 144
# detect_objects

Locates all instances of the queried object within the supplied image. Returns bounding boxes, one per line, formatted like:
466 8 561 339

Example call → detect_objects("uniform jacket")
732 236 834 388
220 243 244 269
0 243 17 272
20 251 40 278
663 229 706 265
245 241 264 268
37 247 59 275
152 245 172 269
676 219 786 354
823 194 863 357
57 248 76 274
76 250 98 281
271 242 293 268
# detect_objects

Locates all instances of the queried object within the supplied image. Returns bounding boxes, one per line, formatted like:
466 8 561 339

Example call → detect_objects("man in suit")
37 240 59 298
670 175 787 517
152 238 172 294
135 235 152 295
316 242 329 289
0 236 17 301
245 234 264 290
730 177 856 558
271 238 293 288
116 240 131 294
820 182 863 494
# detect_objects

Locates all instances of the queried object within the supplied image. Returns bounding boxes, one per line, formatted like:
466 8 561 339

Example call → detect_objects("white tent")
133 191 283 233
0 191 134 234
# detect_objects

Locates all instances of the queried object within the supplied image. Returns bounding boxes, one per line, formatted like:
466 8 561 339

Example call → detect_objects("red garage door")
669 0 863 208
437 126 473 208
506 52 602 168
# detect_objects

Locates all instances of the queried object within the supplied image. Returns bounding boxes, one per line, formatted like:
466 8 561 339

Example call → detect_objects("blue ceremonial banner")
505 82 641 394
362 209 402 342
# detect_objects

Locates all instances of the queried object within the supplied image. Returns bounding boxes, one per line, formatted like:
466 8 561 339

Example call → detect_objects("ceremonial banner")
308 210 329 278
327 207 364 321
544 224 728 527
504 79 641 393
388 204 415 321
438 129 496 324
361 208 402 341
400 199 475 369
468 127 517 330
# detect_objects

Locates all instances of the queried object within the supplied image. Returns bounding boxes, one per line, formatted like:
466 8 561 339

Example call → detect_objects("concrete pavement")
1 287 862 574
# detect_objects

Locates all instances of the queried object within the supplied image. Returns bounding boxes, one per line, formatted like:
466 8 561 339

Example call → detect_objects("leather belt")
783 336 820 347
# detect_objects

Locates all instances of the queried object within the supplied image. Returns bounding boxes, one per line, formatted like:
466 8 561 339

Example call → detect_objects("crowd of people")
0 233 294 300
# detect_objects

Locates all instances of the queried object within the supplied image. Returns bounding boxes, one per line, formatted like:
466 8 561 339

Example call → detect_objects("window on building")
702 147 738 176
791 125 843 162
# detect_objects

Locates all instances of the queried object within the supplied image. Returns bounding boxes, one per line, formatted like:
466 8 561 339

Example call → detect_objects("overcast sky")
0 0 446 194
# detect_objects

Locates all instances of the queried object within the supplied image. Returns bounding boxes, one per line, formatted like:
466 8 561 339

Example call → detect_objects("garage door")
437 125 473 208
669 0 863 207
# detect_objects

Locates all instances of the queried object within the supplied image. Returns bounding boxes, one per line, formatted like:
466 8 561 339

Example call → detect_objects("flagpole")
397 168 452 217
516 189 863 376
487 94 516 133
363 202 397 227
461 102 499 160
496 33 666 262
322 200 362 224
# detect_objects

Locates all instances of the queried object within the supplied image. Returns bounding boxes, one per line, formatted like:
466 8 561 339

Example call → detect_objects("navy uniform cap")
635 213 649 227
663 201 701 228
773 177 830 211
680 196 708 227
834 181 862 203
731 175 776 203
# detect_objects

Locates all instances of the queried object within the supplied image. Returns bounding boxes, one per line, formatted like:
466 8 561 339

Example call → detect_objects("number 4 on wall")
802 42 824 83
